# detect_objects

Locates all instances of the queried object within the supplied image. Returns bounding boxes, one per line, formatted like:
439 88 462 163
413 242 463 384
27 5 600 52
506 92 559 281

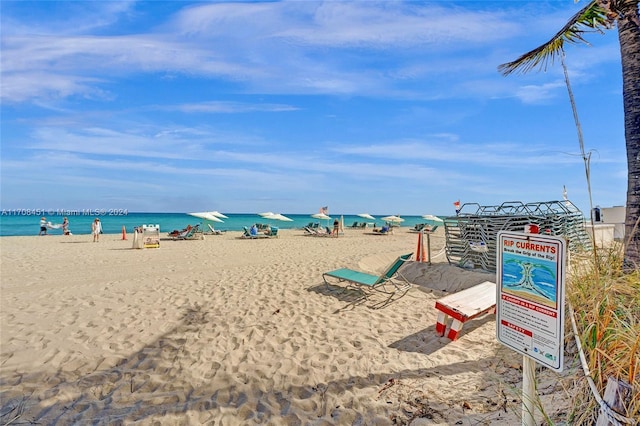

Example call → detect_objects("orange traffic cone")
121 226 127 240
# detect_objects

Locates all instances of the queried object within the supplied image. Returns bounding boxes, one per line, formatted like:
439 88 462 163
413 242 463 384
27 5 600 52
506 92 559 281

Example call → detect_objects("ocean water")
0 212 437 237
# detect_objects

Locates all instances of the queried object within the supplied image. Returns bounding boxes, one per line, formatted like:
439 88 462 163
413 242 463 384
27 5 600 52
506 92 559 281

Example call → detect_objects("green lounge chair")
409 224 439 234
239 226 274 239
239 226 261 239
322 253 413 306
173 224 202 240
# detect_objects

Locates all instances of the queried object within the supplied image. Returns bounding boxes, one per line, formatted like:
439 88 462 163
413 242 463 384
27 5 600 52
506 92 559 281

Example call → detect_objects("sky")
0 0 628 217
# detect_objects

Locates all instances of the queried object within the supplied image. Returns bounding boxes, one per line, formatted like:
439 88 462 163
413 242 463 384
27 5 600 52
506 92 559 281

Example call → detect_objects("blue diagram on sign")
502 253 557 307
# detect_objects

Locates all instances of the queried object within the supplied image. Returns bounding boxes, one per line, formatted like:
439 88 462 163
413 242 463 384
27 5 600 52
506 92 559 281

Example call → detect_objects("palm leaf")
498 0 611 75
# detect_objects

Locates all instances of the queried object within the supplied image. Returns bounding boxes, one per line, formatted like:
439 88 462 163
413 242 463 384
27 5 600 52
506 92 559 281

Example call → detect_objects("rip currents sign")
496 231 567 372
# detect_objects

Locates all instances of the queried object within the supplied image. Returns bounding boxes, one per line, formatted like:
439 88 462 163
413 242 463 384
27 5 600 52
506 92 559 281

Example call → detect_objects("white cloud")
514 81 567 104
0 1 626 215
0 2 527 103
167 101 300 114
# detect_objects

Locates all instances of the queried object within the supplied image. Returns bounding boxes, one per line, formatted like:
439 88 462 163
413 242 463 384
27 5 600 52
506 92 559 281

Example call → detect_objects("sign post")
496 230 567 425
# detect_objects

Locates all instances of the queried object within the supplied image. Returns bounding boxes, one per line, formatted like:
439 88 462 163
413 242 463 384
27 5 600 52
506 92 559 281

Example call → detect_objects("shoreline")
0 229 575 424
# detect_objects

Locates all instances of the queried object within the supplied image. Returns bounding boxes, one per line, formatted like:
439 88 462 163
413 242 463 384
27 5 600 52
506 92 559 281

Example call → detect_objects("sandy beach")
0 228 576 425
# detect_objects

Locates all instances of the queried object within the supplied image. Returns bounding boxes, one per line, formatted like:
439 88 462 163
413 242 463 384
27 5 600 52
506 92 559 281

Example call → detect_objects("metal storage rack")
444 200 591 272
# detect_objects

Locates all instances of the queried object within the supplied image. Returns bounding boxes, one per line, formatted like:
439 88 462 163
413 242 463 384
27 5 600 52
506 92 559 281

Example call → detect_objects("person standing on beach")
92 218 102 242
62 217 70 235
333 218 339 237
39 217 47 236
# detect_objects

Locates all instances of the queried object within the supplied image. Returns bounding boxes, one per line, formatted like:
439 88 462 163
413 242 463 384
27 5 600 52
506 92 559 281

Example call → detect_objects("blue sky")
1 1 627 216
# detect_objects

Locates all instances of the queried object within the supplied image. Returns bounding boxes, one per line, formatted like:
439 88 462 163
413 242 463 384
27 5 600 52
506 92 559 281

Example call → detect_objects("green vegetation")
567 243 639 424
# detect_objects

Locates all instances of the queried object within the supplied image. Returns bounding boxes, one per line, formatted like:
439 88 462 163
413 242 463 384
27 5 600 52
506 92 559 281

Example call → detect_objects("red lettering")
500 319 533 337
515 241 556 253
534 305 558 317
502 294 558 317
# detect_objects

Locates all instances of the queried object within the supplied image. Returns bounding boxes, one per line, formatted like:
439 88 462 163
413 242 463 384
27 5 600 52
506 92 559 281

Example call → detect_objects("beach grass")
567 242 640 424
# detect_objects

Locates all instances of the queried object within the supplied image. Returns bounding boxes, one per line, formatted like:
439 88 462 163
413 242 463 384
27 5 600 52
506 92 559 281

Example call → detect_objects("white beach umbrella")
258 212 274 218
357 213 375 220
263 213 293 222
311 213 332 220
381 215 404 224
311 213 332 229
189 212 224 223
421 214 444 226
210 211 229 219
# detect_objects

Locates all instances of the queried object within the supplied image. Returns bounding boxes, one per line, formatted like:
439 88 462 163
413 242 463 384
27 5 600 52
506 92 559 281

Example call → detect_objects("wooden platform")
434 281 496 340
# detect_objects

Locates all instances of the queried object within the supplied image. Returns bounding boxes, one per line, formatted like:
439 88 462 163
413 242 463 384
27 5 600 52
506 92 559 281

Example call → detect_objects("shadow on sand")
0 298 508 425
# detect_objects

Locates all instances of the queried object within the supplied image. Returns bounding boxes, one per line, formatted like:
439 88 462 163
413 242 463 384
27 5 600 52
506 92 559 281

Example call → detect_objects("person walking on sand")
62 217 70 235
92 218 102 242
333 218 340 238
39 217 48 236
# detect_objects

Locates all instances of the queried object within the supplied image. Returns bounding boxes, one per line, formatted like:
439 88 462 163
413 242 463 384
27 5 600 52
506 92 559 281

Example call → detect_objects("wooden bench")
435 281 496 340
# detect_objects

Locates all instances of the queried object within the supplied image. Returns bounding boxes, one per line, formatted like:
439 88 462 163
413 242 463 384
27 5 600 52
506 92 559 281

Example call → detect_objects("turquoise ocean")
0 212 440 237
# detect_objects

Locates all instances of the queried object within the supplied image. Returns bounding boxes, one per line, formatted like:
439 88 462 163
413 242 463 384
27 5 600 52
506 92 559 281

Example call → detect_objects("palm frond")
498 0 611 76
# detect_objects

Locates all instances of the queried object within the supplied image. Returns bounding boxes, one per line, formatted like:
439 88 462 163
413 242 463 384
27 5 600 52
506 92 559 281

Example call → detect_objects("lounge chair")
303 226 330 237
409 224 439 234
265 226 278 238
205 224 225 235
239 226 259 239
168 225 192 238
172 224 202 240
322 253 413 307
238 226 272 239
409 223 426 233
365 225 392 235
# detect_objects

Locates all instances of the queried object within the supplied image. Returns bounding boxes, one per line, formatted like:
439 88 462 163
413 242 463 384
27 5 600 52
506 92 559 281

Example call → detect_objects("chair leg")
436 312 448 336
446 319 464 340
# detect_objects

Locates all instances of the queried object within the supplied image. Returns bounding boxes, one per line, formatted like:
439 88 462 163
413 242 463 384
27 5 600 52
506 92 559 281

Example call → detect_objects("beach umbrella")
210 211 229 219
311 212 332 229
357 213 375 220
263 213 293 222
258 212 274 218
311 213 332 220
421 214 444 226
189 212 224 223
381 215 404 224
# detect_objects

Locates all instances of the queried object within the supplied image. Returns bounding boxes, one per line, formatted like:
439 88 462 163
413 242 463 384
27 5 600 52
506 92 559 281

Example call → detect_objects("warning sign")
496 231 566 371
